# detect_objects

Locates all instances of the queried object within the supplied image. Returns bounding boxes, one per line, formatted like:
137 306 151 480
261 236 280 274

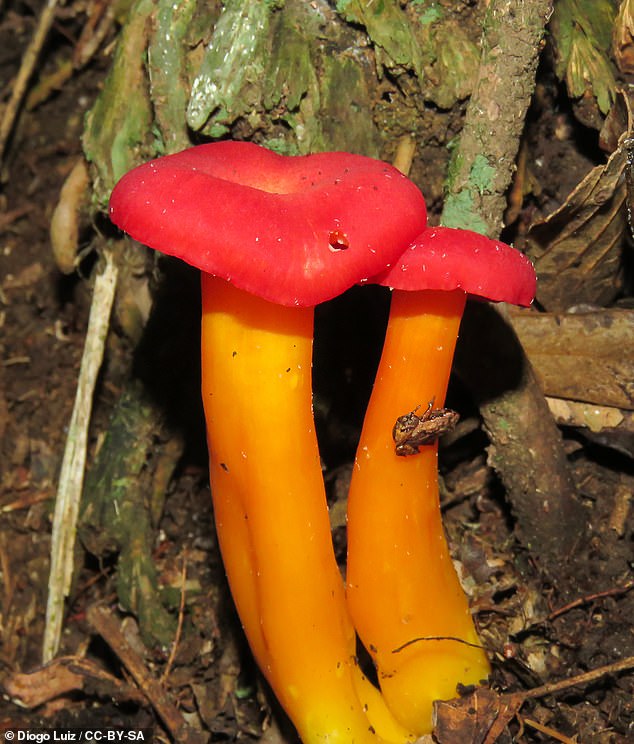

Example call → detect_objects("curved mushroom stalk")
108 140 430 743
346 289 491 735
346 226 536 735
201 275 414 744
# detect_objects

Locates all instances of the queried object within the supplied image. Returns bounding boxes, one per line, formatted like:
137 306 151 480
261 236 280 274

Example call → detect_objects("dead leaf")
2 656 147 708
524 90 633 310
613 0 634 75
433 687 520 744
508 307 634 410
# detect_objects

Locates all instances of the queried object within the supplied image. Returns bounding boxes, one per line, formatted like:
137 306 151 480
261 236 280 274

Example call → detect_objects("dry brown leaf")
508 307 634 410
433 655 634 743
613 0 634 75
524 91 633 310
2 656 146 708
433 687 520 744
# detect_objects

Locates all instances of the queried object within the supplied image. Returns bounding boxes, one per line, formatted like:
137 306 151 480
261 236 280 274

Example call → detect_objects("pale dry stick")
520 718 576 744
43 251 118 662
25 2 118 112
0 0 59 162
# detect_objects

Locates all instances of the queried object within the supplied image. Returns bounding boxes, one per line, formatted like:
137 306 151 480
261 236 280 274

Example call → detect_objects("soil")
0 3 633 744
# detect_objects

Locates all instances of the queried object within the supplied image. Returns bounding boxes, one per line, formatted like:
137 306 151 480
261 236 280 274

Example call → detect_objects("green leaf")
336 0 424 80
550 0 617 114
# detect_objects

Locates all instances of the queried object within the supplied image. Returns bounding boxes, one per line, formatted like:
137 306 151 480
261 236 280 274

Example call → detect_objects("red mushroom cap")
373 226 536 307
108 141 427 307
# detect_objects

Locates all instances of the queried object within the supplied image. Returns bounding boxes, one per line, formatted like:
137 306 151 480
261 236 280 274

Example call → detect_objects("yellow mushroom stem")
200 274 415 744
346 288 491 736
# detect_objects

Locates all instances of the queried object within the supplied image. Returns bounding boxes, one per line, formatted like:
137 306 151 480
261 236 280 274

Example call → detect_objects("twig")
547 579 634 621
161 552 188 685
469 655 634 744
87 604 207 744
0 205 33 231
520 717 577 744
43 251 118 663
72 0 117 70
518 654 634 701
26 2 117 111
3 655 148 709
0 532 14 621
0 0 59 163
0 490 52 513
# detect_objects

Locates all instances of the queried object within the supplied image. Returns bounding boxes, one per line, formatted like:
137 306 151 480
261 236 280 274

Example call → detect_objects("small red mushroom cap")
108 141 427 307
374 226 536 306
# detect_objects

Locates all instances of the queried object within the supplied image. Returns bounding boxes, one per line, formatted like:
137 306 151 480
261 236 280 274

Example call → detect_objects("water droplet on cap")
328 230 349 251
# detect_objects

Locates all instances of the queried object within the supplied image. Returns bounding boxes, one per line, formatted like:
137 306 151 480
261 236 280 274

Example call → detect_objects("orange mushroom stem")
201 276 415 744
204 329 409 742
346 228 537 735
108 141 428 744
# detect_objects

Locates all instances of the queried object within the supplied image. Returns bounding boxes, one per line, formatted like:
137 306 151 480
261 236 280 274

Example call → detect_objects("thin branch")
161 552 188 685
87 604 207 744
548 579 634 621
519 654 634 701
0 0 59 163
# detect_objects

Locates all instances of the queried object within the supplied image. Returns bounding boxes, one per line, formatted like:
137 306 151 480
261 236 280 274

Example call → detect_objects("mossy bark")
79 380 183 647
442 0 553 235
454 304 588 585
442 0 589 590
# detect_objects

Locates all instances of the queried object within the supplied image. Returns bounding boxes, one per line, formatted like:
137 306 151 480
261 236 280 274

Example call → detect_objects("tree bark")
442 0 589 590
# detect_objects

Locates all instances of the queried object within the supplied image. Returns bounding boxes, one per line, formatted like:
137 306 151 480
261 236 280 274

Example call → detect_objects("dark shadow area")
132 257 208 467
313 284 390 466
453 301 527 403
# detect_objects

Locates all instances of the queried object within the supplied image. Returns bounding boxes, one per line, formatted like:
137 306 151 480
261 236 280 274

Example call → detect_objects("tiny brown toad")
392 398 460 456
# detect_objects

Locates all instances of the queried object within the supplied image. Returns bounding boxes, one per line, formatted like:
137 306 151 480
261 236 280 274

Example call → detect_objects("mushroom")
108 141 427 744
346 226 536 735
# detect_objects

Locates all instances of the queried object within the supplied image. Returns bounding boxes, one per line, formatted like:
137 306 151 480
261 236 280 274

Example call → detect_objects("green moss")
147 0 198 152
441 190 489 234
417 5 443 25
83 0 155 206
186 0 274 133
261 136 300 155
469 154 496 195
336 0 424 80
550 0 617 114
264 1 319 112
